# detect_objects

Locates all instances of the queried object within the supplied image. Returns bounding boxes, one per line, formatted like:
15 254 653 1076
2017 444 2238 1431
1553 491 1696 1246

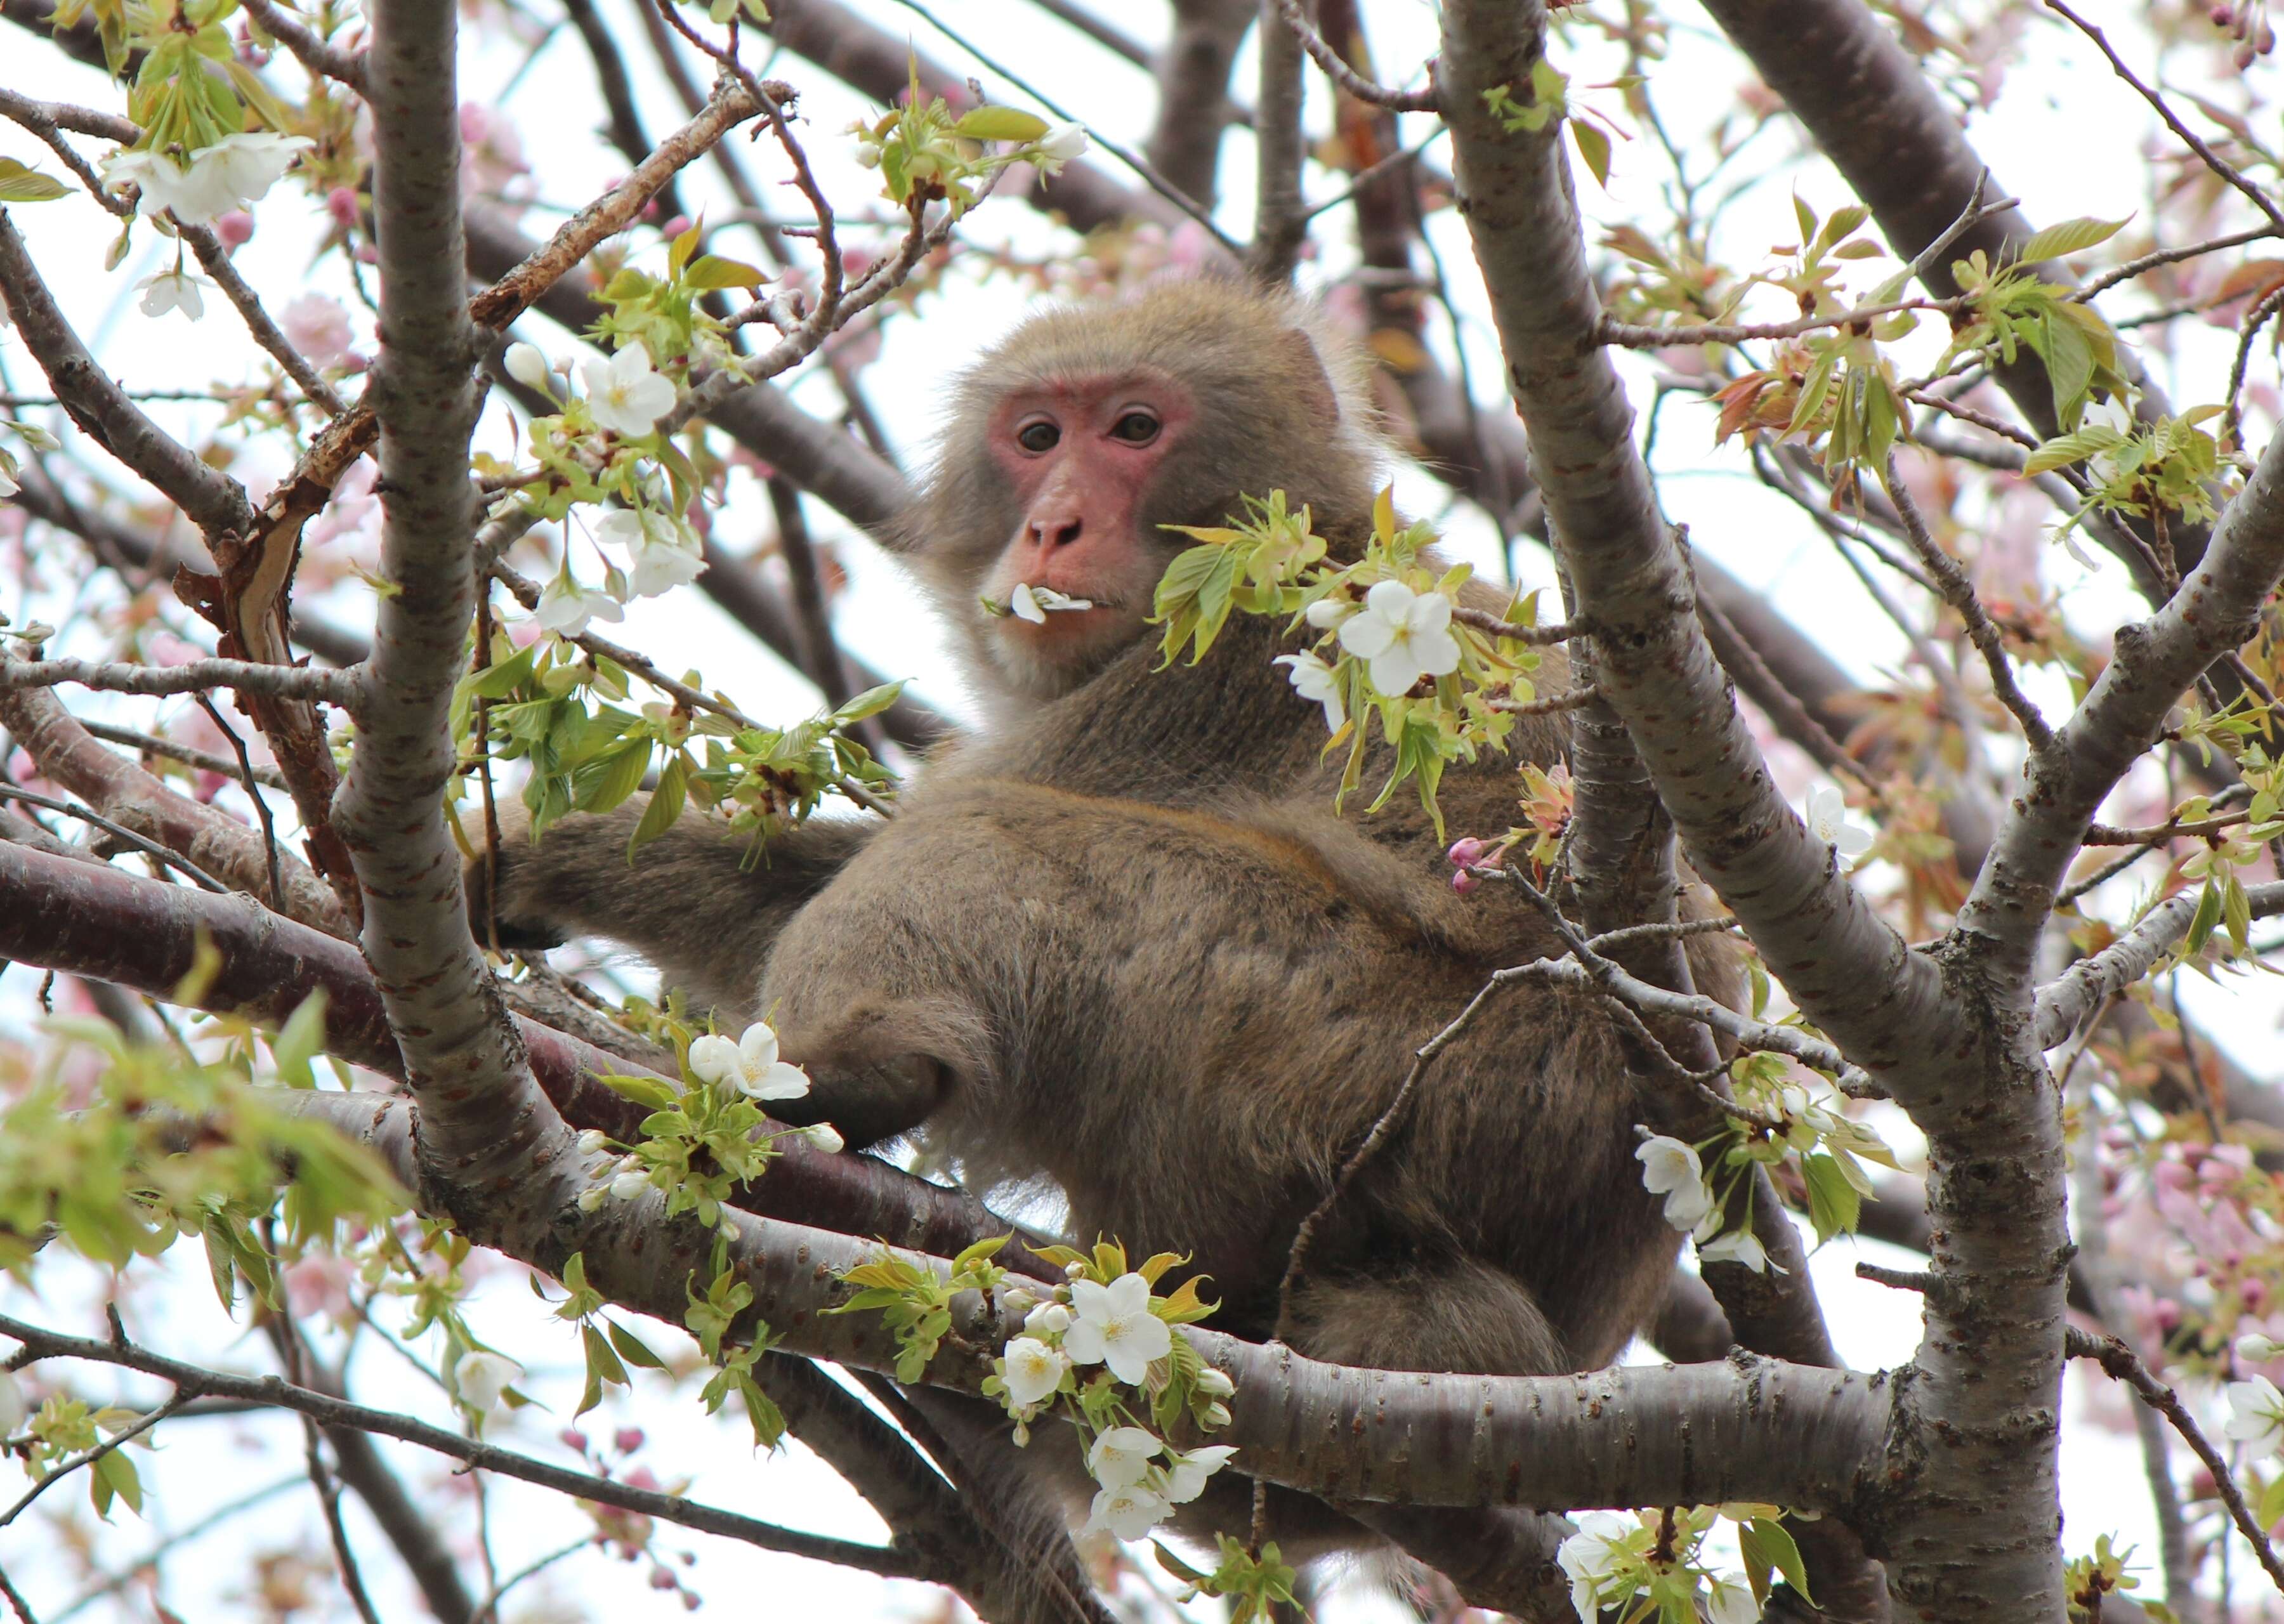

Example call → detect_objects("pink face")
981 370 1196 688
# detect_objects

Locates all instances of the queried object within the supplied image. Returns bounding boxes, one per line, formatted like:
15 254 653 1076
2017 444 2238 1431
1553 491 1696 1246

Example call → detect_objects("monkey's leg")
466 799 879 1021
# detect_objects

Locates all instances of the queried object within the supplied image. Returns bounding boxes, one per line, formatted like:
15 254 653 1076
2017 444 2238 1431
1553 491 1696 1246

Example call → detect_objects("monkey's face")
969 369 1197 698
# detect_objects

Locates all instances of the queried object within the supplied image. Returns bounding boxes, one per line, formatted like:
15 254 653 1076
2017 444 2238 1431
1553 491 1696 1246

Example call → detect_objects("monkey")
475 276 1735 1567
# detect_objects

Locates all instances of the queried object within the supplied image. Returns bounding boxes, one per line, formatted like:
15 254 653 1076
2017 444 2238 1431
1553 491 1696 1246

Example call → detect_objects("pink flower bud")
1447 837 1492 867
2213 3 2236 24
650 1568 679 1590
327 186 362 231
1452 870 1479 895
2247 1280 2270 1311
212 210 254 250
558 1428 589 1453
614 1427 645 1453
2155 1298 2182 1330
659 215 692 240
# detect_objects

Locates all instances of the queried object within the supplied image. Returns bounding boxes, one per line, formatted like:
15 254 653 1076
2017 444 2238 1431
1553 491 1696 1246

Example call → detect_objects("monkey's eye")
1016 420 1061 454
1110 410 1161 445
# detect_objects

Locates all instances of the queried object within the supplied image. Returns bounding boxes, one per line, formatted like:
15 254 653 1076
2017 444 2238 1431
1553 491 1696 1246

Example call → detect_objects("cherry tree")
2 0 2284 1621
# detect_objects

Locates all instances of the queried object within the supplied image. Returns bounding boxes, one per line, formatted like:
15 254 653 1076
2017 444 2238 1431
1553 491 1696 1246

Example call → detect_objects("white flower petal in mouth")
995 584 1097 623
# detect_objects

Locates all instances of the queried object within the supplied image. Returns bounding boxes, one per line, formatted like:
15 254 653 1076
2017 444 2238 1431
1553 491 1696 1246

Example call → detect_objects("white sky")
2 0 2280 1617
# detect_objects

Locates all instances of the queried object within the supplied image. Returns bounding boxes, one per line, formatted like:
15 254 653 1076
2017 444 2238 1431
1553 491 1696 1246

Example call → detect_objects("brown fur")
479 278 1733 1561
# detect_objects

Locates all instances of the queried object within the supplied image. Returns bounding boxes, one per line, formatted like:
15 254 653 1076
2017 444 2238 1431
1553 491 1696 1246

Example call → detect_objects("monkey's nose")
1029 517 1083 550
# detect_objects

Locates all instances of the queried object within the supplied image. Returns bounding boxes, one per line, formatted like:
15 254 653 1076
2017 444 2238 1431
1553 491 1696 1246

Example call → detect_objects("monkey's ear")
1278 325 1342 426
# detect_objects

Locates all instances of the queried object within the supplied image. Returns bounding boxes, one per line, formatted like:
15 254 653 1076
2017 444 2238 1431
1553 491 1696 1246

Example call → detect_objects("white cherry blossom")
582 341 677 438
103 133 312 224
1037 122 1090 166
1554 1511 1634 1622
1160 1444 1237 1503
688 1021 812 1101
1336 579 1462 696
1082 1482 1172 1542
1061 1272 1173 1384
453 1350 522 1413
1634 1136 1716 1233
1008 583 1094 623
1696 1223 1772 1274
1000 1337 1068 1407
1273 650 1345 733
596 507 706 598
136 268 210 321
2227 1375 2284 1455
1803 783 1874 870
1087 1425 1162 1488
1705 1574 1759 1624
535 566 625 637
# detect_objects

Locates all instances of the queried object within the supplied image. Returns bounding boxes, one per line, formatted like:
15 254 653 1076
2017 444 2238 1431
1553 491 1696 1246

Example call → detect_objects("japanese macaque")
477 277 1733 1555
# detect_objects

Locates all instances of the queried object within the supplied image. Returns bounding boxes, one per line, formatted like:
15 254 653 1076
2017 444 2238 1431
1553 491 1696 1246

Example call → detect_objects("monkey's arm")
468 799 881 1021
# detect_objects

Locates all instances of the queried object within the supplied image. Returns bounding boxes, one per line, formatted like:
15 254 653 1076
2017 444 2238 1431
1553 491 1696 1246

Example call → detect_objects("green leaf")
1742 1518 1813 1606
2186 879 2224 955
954 107 1051 143
684 254 768 291
1569 119 1611 188
628 753 689 858
2018 216 2129 263
607 1320 668 1370
574 740 652 816
2259 1471 2284 1529
91 1446 144 1518
1801 1153 1863 1243
832 680 908 725
0 159 70 203
596 1071 681 1113
270 989 329 1089
2023 425 2125 476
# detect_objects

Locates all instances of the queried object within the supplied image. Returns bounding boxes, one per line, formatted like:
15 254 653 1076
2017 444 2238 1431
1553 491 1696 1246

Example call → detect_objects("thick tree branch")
2036 882 2284 1049
0 655 353 704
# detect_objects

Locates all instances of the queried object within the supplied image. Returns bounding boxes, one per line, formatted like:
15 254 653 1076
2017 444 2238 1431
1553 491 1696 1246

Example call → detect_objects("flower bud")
1065 1259 1088 1278
576 1184 607 1212
1195 1367 1235 1398
505 342 555 393
1201 1402 1232 1428
610 1171 650 1202
615 1427 646 1453
1452 870 1479 896
855 140 883 169
801 1123 846 1155
213 209 254 250
1447 836 1493 867
577 1129 608 1156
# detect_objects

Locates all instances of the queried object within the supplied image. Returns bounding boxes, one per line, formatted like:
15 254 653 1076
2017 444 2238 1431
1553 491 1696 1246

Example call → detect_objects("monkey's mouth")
981 584 1103 624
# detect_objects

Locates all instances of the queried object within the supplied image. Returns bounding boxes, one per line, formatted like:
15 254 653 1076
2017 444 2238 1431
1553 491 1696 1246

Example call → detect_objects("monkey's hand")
462 800 568 952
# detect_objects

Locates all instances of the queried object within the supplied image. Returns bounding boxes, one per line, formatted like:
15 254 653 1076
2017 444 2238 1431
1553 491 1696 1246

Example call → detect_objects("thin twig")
0 1313 926 1580
1270 973 1514 1342
885 0 1244 256
239 0 368 88
181 225 350 416
468 1537 589 1624
1450 605 1582 644
49 1476 303 1622
1272 0 1437 111
2076 225 2282 302
0 1562 36 1624
78 719 289 790
2046 0 2284 235
0 87 129 216
195 695 283 908
0 785 230 893
0 1394 188 1528
2226 282 2284 453
1882 453 2056 752
2068 1326 2284 1602
1489 686 1600 716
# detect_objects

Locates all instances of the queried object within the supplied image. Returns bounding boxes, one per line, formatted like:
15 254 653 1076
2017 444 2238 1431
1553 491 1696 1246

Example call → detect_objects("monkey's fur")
479 279 1733 1569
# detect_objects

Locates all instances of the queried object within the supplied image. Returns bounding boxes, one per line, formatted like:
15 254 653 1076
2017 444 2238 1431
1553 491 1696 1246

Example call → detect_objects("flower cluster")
1634 1059 1898 1272
574 1020 841 1228
102 132 313 228
1153 487 1545 838
1555 1506 1803 1624
984 1252 1235 1544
